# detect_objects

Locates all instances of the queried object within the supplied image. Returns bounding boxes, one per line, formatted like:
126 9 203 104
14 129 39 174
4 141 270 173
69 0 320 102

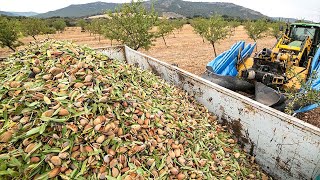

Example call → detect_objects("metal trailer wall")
97 46 320 180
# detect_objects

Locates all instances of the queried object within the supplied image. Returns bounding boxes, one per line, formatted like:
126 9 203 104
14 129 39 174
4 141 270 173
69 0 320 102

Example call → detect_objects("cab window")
290 26 316 41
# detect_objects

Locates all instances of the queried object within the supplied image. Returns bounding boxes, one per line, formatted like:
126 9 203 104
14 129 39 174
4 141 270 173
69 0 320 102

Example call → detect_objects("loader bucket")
254 82 285 107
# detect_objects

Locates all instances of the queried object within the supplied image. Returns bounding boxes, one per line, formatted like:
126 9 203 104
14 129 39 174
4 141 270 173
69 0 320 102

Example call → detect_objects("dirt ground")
0 25 319 127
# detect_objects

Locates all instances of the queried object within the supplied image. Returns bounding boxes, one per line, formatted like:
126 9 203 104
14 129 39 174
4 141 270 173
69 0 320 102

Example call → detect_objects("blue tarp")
295 47 320 113
206 41 256 77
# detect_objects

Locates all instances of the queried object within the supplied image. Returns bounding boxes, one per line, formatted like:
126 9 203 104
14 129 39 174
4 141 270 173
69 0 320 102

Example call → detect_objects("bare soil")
297 108 320 128
0 25 319 127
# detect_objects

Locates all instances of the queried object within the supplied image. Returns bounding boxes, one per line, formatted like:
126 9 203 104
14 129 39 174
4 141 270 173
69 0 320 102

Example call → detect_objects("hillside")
35 2 118 18
35 0 266 19
145 0 266 19
0 11 38 17
0 11 16 16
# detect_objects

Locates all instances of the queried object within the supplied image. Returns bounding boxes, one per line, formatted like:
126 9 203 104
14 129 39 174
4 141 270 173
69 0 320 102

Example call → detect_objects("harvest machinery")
203 23 320 111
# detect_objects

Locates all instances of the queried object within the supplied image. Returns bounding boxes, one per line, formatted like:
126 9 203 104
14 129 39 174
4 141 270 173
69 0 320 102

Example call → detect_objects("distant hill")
145 0 266 19
35 2 118 18
0 11 17 16
270 17 314 23
35 0 266 19
0 11 38 17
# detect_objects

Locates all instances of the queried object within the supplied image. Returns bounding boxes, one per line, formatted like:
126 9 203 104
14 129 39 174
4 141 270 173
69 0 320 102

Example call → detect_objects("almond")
50 156 62 166
59 108 69 116
96 135 105 144
177 173 185 180
48 167 60 178
43 109 54 117
74 82 84 88
112 167 119 177
30 156 41 163
0 131 12 142
109 159 118 168
32 67 41 74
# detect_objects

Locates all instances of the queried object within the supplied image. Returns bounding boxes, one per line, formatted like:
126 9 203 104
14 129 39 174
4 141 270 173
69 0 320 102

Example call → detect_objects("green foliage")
91 19 106 42
171 19 186 32
77 19 87 31
52 19 67 32
192 16 229 57
22 18 47 40
244 19 268 42
229 20 240 36
0 17 23 52
285 72 320 115
103 1 158 50
269 21 286 40
191 18 208 39
244 19 269 51
156 19 175 46
44 26 56 34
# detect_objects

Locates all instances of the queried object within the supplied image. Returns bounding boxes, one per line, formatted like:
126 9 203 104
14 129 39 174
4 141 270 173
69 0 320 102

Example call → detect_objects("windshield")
289 26 316 41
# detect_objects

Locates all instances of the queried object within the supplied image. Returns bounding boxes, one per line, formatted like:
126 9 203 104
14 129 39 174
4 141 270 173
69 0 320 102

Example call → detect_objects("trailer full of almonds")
0 40 269 179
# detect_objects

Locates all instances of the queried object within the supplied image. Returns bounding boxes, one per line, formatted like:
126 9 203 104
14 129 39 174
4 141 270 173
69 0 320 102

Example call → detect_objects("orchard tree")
91 19 105 42
191 18 208 43
171 19 186 36
86 23 94 36
77 19 87 32
0 17 23 52
156 19 175 46
244 19 269 51
22 18 46 40
201 16 229 57
229 20 240 37
269 21 286 40
103 1 158 50
102 22 116 46
52 19 67 33
43 26 56 38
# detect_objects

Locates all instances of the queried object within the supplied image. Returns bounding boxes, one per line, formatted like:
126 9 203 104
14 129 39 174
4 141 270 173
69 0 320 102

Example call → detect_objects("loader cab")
288 23 320 56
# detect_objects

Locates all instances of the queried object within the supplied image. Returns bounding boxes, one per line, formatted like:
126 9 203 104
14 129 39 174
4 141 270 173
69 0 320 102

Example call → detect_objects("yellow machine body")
237 35 313 90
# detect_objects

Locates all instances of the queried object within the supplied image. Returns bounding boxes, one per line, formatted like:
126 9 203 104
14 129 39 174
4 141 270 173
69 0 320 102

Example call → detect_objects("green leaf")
26 126 41 136
76 159 88 178
136 167 144 175
9 157 22 167
27 101 39 107
39 123 47 134
105 176 117 180
43 95 51 105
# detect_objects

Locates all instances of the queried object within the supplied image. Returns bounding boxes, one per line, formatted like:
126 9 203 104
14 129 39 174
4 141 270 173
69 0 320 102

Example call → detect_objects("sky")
0 0 319 22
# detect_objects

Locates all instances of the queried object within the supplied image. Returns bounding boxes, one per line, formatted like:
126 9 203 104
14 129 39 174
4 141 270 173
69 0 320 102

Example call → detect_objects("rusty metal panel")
98 46 320 180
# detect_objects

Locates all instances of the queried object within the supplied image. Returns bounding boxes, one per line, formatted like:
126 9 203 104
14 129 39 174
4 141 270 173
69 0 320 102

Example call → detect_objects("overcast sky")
0 0 319 22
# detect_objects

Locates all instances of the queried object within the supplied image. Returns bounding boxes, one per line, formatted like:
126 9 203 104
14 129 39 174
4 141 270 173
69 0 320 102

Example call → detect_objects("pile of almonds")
0 40 269 179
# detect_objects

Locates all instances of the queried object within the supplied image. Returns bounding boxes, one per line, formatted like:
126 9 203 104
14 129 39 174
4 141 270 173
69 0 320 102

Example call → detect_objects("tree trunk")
32 35 37 41
8 46 16 52
162 36 167 47
255 40 258 52
99 35 101 42
111 40 113 46
202 37 205 43
211 41 217 57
